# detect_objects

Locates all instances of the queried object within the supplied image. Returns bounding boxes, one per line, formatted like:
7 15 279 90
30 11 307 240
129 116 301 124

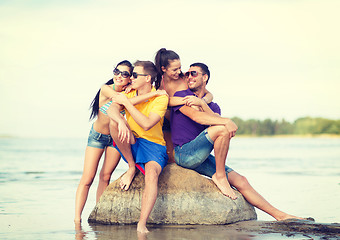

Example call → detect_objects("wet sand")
77 219 340 240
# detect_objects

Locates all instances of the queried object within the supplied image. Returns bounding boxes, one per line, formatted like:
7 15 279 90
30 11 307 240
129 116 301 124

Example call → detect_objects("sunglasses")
132 72 148 79
113 68 131 78
185 71 205 78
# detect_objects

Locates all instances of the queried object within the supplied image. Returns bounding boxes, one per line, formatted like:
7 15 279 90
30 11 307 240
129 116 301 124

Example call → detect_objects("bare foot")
212 174 237 200
137 222 149 234
120 167 136 191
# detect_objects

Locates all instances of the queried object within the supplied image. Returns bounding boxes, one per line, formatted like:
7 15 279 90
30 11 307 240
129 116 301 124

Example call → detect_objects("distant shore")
235 134 340 138
1 134 340 139
0 135 15 138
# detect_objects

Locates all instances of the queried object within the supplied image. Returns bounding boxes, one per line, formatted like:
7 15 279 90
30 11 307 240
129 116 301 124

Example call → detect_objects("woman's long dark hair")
154 48 180 89
89 60 133 120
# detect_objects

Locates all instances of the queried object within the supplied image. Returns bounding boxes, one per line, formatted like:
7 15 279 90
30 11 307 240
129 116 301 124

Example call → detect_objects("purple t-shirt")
170 89 221 147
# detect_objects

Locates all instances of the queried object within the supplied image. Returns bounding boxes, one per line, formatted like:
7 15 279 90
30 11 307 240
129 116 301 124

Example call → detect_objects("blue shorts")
87 124 114 149
174 129 233 178
114 138 168 174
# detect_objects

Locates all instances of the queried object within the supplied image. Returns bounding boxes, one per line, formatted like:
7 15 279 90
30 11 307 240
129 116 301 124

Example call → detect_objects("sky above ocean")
1 0 339 138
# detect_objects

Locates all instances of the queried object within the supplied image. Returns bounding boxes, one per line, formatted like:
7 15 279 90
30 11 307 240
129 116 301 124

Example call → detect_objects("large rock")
88 163 257 225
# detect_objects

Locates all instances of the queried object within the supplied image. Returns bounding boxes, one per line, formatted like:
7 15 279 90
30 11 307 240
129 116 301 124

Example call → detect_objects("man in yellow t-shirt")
107 60 169 234
124 87 167 146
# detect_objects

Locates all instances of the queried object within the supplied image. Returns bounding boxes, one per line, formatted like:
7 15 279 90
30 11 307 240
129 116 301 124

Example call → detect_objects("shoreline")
1 134 340 139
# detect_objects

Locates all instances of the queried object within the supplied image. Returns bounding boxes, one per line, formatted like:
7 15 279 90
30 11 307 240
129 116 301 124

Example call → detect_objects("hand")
224 119 238 139
124 85 133 94
156 89 168 97
111 93 129 105
117 119 130 143
183 96 203 107
191 105 201 111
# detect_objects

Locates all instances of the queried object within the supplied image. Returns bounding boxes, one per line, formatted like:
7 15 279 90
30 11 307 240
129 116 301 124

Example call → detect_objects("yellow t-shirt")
125 87 168 146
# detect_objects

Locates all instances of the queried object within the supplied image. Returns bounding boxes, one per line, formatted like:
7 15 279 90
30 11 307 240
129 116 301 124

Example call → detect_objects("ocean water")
0 137 339 240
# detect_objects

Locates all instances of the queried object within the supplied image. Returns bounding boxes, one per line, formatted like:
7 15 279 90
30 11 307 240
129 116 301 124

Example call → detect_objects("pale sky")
1 0 339 138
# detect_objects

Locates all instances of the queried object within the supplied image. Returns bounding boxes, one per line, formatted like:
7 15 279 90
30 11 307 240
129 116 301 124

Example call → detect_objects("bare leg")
75 146 103 222
228 171 303 220
207 126 237 200
109 119 136 191
96 147 121 202
137 161 162 233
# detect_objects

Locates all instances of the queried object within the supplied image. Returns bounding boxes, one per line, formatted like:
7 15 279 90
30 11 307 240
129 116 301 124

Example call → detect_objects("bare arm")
182 96 217 115
106 102 131 143
129 90 167 105
169 90 214 112
102 85 167 106
168 96 186 107
203 89 213 103
179 105 238 138
112 93 165 131
101 85 119 99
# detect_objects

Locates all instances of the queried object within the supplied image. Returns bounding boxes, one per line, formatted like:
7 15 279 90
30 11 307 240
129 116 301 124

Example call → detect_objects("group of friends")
74 48 304 234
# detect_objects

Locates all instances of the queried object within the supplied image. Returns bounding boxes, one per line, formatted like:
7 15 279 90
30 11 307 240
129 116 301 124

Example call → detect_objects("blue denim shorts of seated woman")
174 129 233 178
87 124 114 149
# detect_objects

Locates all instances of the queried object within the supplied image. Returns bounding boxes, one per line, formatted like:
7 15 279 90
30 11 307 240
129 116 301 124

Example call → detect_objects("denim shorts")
87 124 114 149
174 129 233 178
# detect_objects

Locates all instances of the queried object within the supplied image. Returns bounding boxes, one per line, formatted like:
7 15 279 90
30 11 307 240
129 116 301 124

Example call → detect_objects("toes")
226 192 237 200
120 180 126 190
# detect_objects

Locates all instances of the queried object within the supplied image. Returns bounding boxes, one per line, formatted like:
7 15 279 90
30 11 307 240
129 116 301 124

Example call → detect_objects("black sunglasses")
185 71 205 78
132 72 148 79
113 68 131 78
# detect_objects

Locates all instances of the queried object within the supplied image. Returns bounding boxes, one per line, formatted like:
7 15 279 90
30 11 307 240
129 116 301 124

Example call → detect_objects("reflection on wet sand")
82 220 340 240
74 222 86 240
87 222 254 240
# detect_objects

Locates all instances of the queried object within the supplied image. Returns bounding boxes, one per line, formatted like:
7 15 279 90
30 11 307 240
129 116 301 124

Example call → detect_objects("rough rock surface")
88 163 257 225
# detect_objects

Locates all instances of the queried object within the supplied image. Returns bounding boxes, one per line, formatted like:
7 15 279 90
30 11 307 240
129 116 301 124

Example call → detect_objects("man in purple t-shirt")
170 63 304 220
171 63 238 200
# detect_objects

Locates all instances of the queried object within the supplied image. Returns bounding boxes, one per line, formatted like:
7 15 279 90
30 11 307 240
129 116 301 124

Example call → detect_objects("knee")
99 170 111 183
145 169 159 183
79 177 94 188
213 125 230 138
234 175 250 191
220 126 230 138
